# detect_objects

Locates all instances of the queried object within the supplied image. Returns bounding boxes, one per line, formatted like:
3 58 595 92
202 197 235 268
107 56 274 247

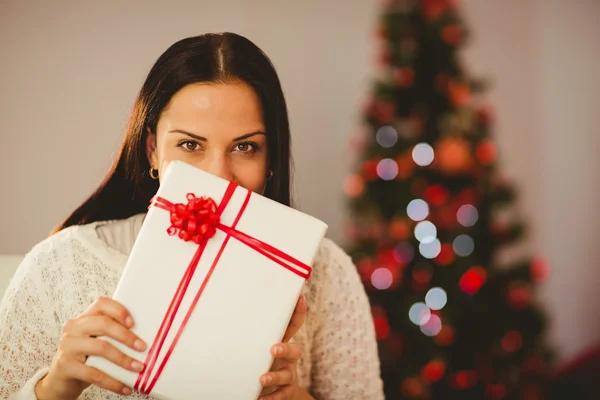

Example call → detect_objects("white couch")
0 255 23 300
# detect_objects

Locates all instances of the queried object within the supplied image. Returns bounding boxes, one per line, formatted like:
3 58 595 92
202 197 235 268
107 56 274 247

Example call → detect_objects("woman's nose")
203 154 234 182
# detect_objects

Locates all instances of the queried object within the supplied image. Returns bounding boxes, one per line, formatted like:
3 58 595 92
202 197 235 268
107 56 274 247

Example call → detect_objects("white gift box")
86 160 328 400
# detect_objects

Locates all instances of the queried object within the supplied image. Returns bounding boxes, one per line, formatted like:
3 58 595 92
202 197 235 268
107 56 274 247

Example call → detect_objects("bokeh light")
376 125 399 148
371 268 393 290
459 266 487 295
376 158 399 180
419 239 442 259
407 199 429 221
453 234 475 256
457 204 478 227
501 331 523 353
412 142 435 166
343 174 365 197
425 287 448 310
420 314 442 336
409 302 431 325
414 221 437 244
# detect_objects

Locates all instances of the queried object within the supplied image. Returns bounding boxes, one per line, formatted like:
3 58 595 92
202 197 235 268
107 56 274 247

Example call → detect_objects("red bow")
166 193 220 244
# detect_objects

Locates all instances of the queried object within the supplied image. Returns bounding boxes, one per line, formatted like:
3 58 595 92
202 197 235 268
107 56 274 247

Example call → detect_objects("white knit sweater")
0 214 384 400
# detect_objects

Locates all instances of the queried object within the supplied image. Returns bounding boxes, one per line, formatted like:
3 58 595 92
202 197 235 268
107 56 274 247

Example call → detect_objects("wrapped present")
86 160 328 399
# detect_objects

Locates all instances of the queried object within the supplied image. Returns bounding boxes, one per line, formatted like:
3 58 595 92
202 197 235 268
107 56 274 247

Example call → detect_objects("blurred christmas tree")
344 0 554 399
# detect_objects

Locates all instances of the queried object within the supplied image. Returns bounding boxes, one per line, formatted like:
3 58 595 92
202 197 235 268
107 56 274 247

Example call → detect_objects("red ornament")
390 218 412 241
500 331 523 353
422 0 448 20
371 306 391 340
165 193 220 244
423 184 449 206
506 281 532 310
395 67 416 88
476 139 497 165
531 256 550 282
356 257 375 284
450 370 478 389
442 24 463 46
362 159 380 181
435 243 455 266
486 384 507 399
435 137 473 175
459 266 487 295
343 174 365 197
401 377 423 398
421 360 446 383
373 315 391 341
372 101 396 124
396 152 415 180
448 81 471 107
434 325 455 346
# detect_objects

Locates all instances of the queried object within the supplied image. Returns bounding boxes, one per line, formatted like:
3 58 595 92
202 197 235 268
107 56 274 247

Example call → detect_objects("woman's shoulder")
313 237 354 270
17 214 142 277
308 237 362 293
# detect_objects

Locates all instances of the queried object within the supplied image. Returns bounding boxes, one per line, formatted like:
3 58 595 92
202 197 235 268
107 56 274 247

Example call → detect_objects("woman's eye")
234 142 258 154
179 140 201 152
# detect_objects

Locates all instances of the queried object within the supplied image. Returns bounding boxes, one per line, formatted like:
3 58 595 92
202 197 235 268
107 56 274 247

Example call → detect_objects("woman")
0 32 383 400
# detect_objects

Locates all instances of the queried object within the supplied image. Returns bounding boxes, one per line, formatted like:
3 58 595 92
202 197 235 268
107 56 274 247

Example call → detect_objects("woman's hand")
258 295 311 400
35 296 147 400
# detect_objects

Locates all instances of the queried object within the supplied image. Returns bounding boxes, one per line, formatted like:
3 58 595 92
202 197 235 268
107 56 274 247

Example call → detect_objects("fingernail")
261 374 273 385
122 387 131 395
125 316 134 328
131 360 144 371
134 339 146 351
273 345 282 356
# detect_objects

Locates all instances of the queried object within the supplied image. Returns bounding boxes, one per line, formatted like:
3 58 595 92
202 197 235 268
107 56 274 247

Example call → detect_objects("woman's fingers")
281 296 307 343
56 356 133 396
270 342 302 362
62 336 144 373
260 367 296 387
81 296 135 329
65 315 146 352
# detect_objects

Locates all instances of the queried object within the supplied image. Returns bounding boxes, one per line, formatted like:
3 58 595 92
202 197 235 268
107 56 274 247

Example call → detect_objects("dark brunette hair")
55 32 292 232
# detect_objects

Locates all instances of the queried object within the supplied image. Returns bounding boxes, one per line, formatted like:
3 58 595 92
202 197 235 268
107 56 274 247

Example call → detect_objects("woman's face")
146 82 269 193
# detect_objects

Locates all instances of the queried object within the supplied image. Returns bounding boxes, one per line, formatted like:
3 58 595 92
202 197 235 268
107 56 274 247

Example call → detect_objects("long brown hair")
54 32 292 232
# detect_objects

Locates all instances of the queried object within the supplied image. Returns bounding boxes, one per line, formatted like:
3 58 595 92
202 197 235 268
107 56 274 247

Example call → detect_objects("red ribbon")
134 182 312 395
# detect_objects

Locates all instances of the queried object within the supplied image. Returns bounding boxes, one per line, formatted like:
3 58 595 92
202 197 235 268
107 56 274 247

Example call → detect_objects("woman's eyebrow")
168 129 265 142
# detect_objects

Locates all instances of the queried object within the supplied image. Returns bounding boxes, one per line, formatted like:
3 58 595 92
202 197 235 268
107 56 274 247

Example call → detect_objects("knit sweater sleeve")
0 242 62 399
308 239 385 400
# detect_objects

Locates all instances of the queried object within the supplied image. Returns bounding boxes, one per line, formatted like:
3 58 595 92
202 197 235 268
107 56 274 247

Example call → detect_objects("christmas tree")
344 1 553 399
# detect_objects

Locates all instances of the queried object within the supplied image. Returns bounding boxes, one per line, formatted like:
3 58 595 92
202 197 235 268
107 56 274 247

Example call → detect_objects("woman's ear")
145 127 158 168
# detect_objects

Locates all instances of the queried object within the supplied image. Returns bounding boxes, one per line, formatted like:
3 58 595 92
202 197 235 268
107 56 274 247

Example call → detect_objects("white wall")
1 0 599 363
0 0 377 254
462 0 600 362
537 0 600 361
